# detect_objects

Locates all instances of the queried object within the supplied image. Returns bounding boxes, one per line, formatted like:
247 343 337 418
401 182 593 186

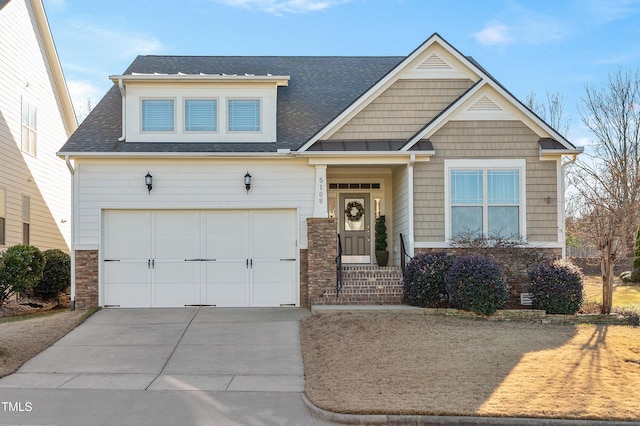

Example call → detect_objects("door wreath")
345 201 365 222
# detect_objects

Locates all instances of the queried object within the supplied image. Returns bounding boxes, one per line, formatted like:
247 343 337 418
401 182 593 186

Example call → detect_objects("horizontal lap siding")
75 158 315 248
414 120 558 243
329 79 474 141
392 165 409 263
0 0 71 251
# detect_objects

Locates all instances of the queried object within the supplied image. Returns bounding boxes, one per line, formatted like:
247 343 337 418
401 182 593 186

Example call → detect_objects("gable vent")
417 53 451 70
469 95 502 111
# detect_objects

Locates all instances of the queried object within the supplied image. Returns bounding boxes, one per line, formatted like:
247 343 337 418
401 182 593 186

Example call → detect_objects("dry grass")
0 309 86 378
300 313 640 421
583 275 640 307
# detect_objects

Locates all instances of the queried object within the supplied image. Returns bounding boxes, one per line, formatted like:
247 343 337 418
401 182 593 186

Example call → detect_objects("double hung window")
447 160 524 240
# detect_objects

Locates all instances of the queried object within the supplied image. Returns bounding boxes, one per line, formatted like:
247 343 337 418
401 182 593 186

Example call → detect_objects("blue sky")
43 0 640 147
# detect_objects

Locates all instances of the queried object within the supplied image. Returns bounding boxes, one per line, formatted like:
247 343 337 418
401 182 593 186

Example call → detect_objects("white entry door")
102 209 297 308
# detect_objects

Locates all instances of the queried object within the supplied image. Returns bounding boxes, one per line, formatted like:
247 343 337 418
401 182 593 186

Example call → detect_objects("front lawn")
301 313 640 421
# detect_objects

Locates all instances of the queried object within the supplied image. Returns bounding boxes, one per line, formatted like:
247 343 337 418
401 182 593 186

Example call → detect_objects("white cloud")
474 5 572 47
67 80 103 113
474 24 511 46
585 0 639 23
219 0 350 14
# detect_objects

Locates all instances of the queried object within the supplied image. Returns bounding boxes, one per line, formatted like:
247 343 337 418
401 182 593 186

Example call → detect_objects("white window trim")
444 159 526 241
21 96 37 156
227 98 262 133
184 98 219 133
140 98 176 133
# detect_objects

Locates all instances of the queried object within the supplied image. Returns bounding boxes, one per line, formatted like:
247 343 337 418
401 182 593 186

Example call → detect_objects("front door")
339 193 371 263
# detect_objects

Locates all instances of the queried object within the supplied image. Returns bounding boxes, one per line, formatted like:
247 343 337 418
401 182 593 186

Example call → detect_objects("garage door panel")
204 212 248 256
203 262 249 306
103 262 151 307
103 212 150 259
154 212 200 259
154 261 199 307
252 262 296 306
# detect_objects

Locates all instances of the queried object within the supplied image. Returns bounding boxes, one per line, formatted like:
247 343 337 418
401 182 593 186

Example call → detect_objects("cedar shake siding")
414 120 558 243
330 79 475 141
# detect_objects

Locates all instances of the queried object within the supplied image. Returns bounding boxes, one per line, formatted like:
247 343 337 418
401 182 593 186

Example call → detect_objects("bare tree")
75 98 95 124
570 67 640 314
525 91 571 137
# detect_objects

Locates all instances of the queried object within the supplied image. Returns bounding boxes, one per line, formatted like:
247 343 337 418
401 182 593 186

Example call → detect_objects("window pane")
23 223 29 245
0 217 5 245
142 99 174 131
451 170 482 204
228 99 260 131
452 206 482 237
185 99 217 131
488 206 519 238
488 170 519 204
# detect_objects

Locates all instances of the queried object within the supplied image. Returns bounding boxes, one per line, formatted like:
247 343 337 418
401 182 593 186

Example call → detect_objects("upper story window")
21 97 37 155
446 159 525 240
185 99 217 132
142 99 174 132
228 99 261 132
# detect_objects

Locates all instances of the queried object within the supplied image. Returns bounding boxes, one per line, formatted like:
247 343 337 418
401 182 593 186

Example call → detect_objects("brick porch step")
311 265 404 305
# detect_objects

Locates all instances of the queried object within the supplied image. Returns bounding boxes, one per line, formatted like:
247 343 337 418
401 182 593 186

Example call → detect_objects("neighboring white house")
0 0 76 253
58 33 582 309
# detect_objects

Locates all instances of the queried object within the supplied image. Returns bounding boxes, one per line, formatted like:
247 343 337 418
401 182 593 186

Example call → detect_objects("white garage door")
103 210 298 308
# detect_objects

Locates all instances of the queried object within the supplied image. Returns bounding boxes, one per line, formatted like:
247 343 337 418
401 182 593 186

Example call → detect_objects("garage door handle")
104 259 120 262
280 258 296 261
185 259 202 262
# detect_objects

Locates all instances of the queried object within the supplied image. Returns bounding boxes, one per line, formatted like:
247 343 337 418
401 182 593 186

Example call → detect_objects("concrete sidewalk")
0 307 336 425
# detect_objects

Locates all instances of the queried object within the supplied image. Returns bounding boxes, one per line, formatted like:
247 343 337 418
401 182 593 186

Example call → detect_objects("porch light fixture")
244 172 252 192
145 172 153 194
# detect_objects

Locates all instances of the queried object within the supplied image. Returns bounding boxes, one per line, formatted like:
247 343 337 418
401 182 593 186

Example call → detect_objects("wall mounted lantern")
145 172 153 194
244 172 252 192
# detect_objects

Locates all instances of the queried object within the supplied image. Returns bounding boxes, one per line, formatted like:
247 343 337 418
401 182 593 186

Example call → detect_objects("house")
58 33 582 309
0 0 76 254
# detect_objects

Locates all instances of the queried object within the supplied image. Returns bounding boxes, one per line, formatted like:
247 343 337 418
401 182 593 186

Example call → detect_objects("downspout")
117 79 126 142
65 156 76 310
560 154 578 258
407 154 416 257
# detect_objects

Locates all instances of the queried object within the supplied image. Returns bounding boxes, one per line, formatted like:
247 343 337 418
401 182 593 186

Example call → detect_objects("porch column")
313 165 328 218
307 218 337 305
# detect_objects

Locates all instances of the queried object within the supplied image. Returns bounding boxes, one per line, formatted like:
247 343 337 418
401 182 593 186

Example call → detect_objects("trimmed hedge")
528 259 584 315
0 245 45 304
445 255 509 315
403 251 454 307
34 249 71 299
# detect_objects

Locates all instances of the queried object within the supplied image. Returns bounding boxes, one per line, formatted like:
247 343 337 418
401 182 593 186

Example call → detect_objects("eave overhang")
109 73 290 86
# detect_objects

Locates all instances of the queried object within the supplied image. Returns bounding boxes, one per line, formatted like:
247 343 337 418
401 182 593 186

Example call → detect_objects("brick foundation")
75 250 99 309
310 265 404 305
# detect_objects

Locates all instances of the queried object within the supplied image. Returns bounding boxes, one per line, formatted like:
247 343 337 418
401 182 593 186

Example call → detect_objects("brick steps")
311 265 404 305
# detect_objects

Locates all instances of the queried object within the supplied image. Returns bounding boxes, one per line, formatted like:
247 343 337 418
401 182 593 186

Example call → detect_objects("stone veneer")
74 250 99 309
306 218 337 305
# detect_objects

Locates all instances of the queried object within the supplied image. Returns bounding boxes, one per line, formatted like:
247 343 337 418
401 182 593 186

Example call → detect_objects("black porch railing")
399 233 412 276
336 233 343 297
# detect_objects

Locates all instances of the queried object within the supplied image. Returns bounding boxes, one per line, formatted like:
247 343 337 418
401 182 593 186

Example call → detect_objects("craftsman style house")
58 33 582 309
0 0 76 253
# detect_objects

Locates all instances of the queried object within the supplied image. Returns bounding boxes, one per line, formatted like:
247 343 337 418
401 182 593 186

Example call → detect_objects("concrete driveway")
0 307 336 425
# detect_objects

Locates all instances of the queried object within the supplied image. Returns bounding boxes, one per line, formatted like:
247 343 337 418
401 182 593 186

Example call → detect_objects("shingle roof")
59 55 404 154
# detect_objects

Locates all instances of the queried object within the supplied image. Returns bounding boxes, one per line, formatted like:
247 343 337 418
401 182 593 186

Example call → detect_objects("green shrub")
445 255 509 315
403 251 454 307
528 259 584 315
33 249 70 299
0 245 45 305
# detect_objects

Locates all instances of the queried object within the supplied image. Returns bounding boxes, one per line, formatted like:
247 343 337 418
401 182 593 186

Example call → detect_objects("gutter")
64 155 76 311
118 79 126 142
